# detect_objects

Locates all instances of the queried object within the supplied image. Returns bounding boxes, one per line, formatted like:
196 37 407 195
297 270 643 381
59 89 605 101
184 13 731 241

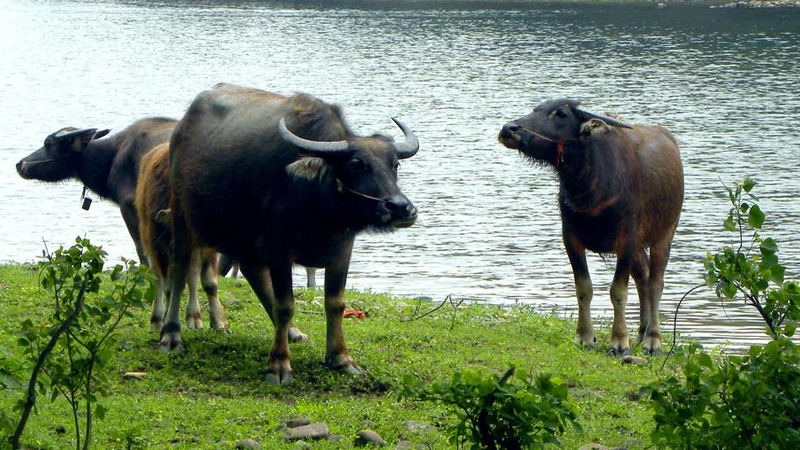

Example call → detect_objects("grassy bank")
0 263 681 449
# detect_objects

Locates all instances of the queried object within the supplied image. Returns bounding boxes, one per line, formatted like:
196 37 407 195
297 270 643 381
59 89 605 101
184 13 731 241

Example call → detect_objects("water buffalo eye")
555 110 568 119
348 159 366 172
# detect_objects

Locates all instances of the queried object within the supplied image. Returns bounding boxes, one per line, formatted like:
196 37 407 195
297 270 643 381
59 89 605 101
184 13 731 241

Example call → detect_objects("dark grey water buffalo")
499 99 683 355
135 143 228 333
16 117 178 263
163 83 419 383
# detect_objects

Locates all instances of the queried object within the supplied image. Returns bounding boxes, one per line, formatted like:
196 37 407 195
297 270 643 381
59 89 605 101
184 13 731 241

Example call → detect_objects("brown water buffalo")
134 143 228 333
164 83 419 383
16 117 178 263
499 99 683 355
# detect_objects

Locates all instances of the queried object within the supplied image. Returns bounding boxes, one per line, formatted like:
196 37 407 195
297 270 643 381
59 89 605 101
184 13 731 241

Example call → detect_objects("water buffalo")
499 99 683 355
16 117 178 263
163 83 419 383
134 143 228 333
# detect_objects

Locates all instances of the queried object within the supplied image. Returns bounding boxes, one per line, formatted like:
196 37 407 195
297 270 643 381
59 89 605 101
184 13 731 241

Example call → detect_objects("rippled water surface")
1 0 799 349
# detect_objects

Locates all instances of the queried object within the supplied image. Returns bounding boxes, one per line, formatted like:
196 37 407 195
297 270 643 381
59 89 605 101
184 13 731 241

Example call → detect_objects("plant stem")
10 280 87 450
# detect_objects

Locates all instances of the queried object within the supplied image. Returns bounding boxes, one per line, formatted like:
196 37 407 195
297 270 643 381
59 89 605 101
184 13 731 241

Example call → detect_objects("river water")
1 0 799 349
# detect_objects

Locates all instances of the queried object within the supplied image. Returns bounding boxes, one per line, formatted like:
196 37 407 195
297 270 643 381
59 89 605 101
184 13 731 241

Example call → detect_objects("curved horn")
573 107 633 129
278 118 349 156
56 128 98 141
391 118 419 159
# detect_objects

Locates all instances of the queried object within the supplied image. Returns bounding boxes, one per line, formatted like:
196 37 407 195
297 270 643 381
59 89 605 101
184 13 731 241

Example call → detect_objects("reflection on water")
1 0 799 350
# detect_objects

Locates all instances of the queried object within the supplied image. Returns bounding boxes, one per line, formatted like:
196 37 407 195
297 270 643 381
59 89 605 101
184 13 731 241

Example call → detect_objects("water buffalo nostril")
385 196 410 212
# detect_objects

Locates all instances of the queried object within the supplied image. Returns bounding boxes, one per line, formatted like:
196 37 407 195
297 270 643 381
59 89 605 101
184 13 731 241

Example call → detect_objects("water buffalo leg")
642 230 675 354
150 278 166 332
239 262 308 343
631 250 650 345
324 242 361 374
201 249 228 332
185 251 203 329
266 260 295 385
120 200 148 264
149 247 170 332
564 231 594 347
306 267 317 289
609 250 634 356
161 219 192 352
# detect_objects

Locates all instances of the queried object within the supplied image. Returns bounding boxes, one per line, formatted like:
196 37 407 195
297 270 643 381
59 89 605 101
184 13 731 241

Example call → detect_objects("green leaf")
784 323 797 337
742 178 756 193
761 238 779 255
723 215 736 232
748 205 765 229
95 404 107 420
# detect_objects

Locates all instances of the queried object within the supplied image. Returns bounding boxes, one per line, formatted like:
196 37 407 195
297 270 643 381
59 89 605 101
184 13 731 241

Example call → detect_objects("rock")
276 417 312 431
355 429 387 446
625 391 640 402
295 443 311 449
235 439 260 449
621 355 647 366
566 379 578 388
578 444 609 450
328 434 343 442
282 423 330 441
623 437 645 448
122 371 146 380
395 441 425 450
54 425 67 434
253 426 263 432
404 420 434 434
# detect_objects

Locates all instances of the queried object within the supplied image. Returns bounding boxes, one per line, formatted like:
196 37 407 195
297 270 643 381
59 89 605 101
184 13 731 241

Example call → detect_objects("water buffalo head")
16 127 110 181
498 98 631 165
280 117 419 229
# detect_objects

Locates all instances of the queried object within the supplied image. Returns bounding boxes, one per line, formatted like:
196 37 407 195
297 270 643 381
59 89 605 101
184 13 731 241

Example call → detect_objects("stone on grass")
623 437 645 447
328 434 343 442
276 417 312 431
404 420 434 434
578 444 609 450
621 355 647 366
282 423 330 441
235 439 260 449
122 371 146 380
625 391 640 401
355 429 387 446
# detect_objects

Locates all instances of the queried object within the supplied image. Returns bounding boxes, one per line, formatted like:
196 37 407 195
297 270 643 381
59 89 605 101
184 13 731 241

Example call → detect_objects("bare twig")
661 283 707 372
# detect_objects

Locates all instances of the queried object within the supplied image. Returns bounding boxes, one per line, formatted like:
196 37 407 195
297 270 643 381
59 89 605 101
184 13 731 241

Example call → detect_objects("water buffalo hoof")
185 314 203 330
289 327 309 343
607 347 632 357
340 364 363 376
576 335 596 350
159 338 184 354
265 368 294 385
641 335 662 355
210 318 230 333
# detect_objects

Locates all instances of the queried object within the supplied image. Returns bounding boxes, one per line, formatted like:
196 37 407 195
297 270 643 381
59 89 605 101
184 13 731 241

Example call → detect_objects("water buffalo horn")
56 128 99 141
278 118 350 155
573 107 633 129
391 118 419 159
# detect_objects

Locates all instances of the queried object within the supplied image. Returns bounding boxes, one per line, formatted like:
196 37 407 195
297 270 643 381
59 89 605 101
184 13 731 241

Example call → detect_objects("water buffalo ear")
286 157 331 183
580 118 610 137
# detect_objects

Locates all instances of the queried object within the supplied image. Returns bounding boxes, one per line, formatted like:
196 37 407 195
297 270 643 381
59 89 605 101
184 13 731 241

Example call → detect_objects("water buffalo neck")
75 138 117 200
558 142 624 214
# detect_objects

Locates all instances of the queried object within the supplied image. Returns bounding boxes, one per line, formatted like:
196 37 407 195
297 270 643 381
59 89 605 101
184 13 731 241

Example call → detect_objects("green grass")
0 263 682 449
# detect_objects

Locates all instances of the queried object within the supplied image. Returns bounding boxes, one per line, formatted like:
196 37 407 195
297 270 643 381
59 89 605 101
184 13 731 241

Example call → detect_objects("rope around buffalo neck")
517 125 573 169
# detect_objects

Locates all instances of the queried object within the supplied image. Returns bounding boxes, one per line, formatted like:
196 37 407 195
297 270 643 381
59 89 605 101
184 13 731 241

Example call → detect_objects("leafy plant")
643 179 800 449
402 366 580 449
6 238 154 450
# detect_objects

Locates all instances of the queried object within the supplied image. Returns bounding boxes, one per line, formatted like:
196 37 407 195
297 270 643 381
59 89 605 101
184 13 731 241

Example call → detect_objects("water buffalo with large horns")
164 83 419 383
16 117 178 263
499 99 683 355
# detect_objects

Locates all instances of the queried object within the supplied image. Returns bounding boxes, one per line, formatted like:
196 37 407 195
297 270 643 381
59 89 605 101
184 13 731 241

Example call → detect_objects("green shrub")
402 366 580 449
643 179 800 449
3 238 154 450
